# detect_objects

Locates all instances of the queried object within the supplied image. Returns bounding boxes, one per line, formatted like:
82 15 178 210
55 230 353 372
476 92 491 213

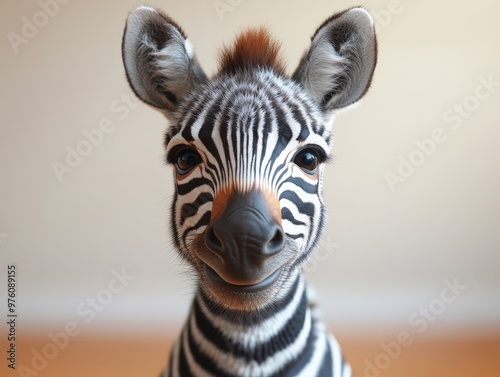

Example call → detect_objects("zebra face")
122 6 377 309
164 72 332 307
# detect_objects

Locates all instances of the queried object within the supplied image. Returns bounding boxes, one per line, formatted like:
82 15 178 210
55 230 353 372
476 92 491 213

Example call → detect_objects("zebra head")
122 6 377 310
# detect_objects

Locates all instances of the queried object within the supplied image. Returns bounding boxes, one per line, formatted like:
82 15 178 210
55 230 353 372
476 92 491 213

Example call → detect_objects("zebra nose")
203 190 286 286
205 215 285 258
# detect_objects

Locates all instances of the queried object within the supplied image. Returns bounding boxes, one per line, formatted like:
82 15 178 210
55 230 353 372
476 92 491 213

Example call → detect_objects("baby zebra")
122 5 377 377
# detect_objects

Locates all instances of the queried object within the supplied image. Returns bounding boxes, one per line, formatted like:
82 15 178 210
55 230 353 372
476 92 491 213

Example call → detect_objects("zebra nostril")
205 225 223 254
264 226 286 256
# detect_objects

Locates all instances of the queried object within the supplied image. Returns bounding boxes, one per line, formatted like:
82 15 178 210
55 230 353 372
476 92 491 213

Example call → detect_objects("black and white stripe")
165 273 352 377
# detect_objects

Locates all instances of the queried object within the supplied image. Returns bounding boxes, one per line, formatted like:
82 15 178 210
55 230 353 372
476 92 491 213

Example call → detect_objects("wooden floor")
5 330 500 376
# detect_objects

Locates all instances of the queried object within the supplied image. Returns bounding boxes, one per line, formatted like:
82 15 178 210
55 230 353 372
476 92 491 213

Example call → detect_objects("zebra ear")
292 8 377 112
122 6 207 117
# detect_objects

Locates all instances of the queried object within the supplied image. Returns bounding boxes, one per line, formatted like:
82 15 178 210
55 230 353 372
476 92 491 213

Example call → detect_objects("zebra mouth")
203 263 283 293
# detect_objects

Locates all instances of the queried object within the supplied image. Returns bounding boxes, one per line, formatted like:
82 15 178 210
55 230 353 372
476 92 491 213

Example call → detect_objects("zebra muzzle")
200 189 289 291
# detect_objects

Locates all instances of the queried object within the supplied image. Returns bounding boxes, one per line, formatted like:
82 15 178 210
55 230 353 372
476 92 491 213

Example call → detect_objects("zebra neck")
194 271 308 351
169 272 336 376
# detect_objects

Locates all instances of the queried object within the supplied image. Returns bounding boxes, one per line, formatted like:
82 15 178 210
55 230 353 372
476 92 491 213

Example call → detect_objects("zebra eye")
294 148 319 174
175 148 201 175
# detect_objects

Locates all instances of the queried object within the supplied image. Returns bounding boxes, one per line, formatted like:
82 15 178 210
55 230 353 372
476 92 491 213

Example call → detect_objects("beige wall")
1 0 499 333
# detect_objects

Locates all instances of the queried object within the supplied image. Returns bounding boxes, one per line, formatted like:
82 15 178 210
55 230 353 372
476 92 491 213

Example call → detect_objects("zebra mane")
217 27 286 76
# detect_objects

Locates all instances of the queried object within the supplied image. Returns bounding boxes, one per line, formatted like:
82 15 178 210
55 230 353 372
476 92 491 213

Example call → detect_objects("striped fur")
165 273 352 377
122 6 377 376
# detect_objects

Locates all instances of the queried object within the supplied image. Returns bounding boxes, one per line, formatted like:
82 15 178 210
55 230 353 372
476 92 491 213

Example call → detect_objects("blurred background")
1 0 499 376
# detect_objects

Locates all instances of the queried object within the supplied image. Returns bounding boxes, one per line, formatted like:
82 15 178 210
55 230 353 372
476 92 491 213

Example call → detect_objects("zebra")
122 5 377 377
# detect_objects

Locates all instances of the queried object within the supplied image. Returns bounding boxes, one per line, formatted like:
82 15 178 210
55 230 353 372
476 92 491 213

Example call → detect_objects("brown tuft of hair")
217 27 286 76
